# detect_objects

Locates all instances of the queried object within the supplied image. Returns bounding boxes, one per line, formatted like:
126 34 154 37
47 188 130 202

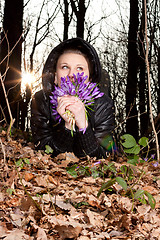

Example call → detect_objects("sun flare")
21 72 36 93
21 72 35 87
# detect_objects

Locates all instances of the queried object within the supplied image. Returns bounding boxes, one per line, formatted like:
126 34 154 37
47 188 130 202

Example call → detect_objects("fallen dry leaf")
3 229 32 240
77 236 90 240
0 223 8 238
137 205 151 215
86 209 103 227
151 227 160 238
36 227 48 240
55 225 82 239
0 131 160 240
24 172 34 182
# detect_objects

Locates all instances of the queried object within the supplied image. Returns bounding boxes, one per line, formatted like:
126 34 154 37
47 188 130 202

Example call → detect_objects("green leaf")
45 145 53 154
16 159 23 168
91 168 101 179
138 137 148 147
77 201 89 208
134 155 139 161
6 188 15 195
124 144 140 154
144 191 156 209
134 189 147 204
121 134 137 148
103 162 117 174
66 165 78 178
134 189 144 199
139 194 147 205
115 177 127 190
78 166 90 176
127 154 139 160
97 179 116 198
127 158 139 166
135 189 156 208
120 165 128 175
24 158 30 164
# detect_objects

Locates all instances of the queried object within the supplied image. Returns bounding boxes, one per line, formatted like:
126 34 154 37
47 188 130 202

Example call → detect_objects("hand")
57 95 88 131
57 95 75 129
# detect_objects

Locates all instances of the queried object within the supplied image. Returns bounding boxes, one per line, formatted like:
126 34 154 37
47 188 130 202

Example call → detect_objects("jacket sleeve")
74 94 115 159
31 90 74 155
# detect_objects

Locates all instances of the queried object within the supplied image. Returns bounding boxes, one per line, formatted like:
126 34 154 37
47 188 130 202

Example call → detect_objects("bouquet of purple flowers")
50 72 104 135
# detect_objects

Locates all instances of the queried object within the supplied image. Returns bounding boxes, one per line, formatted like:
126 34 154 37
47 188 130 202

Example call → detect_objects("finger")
58 96 76 107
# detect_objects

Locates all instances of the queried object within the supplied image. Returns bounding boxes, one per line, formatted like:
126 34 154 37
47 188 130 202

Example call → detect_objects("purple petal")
79 127 86 134
94 161 101 166
152 162 158 167
151 154 155 159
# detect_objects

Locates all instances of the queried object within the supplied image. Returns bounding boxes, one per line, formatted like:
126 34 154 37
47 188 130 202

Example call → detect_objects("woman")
31 37 115 158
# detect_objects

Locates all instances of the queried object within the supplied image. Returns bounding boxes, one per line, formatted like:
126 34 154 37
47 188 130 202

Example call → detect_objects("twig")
0 137 6 164
144 0 159 162
0 73 15 138
114 99 147 132
0 31 16 137
0 104 7 124
0 137 8 172
0 31 22 66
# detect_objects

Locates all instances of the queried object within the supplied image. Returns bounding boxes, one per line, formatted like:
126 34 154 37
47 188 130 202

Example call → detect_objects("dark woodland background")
0 0 159 146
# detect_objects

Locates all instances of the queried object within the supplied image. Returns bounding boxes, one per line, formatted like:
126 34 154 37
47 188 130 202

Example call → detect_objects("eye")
77 66 83 71
62 65 68 69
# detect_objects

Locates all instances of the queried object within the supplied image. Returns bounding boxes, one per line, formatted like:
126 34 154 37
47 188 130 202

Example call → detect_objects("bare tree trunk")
158 47 160 114
63 0 69 40
144 0 159 161
70 0 86 38
0 0 23 128
126 0 139 139
138 1 149 136
157 46 160 145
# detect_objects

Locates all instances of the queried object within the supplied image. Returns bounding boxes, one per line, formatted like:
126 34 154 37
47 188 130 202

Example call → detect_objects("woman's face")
55 52 90 87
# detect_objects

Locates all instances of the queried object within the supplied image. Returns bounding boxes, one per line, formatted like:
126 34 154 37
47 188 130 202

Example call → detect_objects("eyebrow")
77 64 86 66
59 63 87 67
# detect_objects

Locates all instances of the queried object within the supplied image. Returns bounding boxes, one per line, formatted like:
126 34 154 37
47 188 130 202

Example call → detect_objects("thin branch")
0 73 15 138
0 137 6 164
0 31 22 66
0 31 17 137
0 104 7 124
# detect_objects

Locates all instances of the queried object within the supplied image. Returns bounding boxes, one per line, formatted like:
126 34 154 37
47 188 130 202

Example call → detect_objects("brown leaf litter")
0 130 160 240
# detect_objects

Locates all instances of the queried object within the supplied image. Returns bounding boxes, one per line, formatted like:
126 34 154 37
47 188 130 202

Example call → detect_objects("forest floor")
0 129 160 240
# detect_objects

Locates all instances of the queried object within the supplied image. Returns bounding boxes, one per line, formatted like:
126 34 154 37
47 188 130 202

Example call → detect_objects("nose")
68 68 75 81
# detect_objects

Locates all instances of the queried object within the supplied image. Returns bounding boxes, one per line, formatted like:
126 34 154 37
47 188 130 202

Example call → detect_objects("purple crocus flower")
93 161 101 166
151 154 155 159
50 72 104 135
152 162 158 167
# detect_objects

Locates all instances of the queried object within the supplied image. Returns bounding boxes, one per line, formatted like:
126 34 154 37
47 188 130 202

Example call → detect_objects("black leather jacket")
31 38 115 159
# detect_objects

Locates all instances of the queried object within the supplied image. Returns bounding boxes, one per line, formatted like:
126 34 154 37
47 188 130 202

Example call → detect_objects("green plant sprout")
66 134 157 211
14 159 43 214
6 188 15 195
97 134 157 211
66 161 116 179
16 158 30 169
45 145 54 154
